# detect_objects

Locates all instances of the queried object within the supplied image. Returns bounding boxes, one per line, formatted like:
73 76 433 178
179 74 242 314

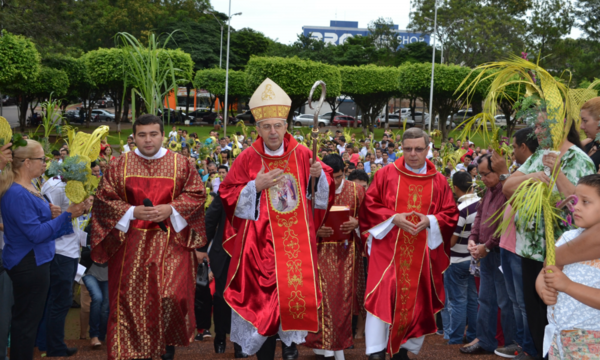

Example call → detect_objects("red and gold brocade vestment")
91 149 206 360
305 180 366 352
358 158 458 356
218 134 335 353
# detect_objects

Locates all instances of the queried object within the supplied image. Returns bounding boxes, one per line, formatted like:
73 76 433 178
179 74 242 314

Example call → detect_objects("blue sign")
302 21 430 47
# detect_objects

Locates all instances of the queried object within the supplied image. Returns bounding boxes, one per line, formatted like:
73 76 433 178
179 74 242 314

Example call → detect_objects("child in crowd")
536 174 600 359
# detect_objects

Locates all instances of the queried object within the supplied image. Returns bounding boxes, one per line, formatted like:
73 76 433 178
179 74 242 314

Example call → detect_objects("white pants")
365 312 425 355
313 349 345 360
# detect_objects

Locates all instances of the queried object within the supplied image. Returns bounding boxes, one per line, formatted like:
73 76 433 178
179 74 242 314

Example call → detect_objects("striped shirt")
451 193 481 263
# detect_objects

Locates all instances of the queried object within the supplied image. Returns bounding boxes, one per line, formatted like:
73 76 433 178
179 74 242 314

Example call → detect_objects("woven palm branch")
0 116 12 147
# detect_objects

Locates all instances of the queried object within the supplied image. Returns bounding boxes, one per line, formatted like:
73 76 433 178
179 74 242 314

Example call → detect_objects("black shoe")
368 350 387 360
234 343 249 358
214 337 226 354
47 347 78 357
161 345 175 360
459 342 493 355
347 344 354 349
194 332 203 341
281 342 298 360
392 348 410 360
202 329 212 339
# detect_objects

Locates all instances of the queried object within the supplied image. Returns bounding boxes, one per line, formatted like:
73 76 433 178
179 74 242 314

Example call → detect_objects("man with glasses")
305 154 366 360
219 78 335 360
359 128 458 360
460 153 517 355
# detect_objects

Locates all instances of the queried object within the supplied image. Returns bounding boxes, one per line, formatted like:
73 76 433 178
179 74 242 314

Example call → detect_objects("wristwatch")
484 245 491 253
499 173 510 181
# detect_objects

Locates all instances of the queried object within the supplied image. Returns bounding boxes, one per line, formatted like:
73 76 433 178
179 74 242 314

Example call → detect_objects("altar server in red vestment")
305 154 366 360
219 78 335 360
359 128 458 360
91 114 206 360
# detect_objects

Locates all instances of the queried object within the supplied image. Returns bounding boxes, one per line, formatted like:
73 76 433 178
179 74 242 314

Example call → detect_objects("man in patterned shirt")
503 121 595 359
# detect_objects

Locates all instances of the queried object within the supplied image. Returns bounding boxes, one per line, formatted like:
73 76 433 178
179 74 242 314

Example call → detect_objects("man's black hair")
133 114 164 135
464 154 473 161
91 161 98 168
513 127 539 154
217 165 229 172
348 169 369 183
388 142 395 148
322 154 345 173
220 137 227 141
339 136 346 143
444 167 452 176
448 137 454 141
52 150 60 156
60 148 69 154
453 171 473 193
477 154 493 172
348 163 356 170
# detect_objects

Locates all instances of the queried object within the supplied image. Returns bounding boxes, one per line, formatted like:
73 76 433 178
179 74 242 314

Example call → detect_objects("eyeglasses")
402 147 426 154
479 170 493 177
19 157 45 163
258 123 285 131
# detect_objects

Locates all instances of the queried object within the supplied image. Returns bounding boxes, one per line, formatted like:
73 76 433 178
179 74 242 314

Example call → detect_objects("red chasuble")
91 150 206 360
305 180 366 351
219 133 335 336
358 157 458 356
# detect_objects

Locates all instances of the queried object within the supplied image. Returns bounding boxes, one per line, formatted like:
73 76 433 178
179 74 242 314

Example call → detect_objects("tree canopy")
0 31 41 87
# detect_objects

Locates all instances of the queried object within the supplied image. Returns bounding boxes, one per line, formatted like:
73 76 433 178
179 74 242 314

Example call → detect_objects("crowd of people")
1 78 600 360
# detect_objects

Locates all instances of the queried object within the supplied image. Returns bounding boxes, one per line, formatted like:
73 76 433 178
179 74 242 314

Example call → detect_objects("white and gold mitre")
249 78 291 123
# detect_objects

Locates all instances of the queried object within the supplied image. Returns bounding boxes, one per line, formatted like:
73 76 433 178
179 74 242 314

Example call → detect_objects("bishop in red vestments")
91 115 206 360
305 154 366 360
359 128 458 360
219 78 335 360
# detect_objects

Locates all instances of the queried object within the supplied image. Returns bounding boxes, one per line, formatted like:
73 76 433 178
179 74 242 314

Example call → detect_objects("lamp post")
223 3 242 137
427 0 438 134
424 17 464 65
205 10 224 68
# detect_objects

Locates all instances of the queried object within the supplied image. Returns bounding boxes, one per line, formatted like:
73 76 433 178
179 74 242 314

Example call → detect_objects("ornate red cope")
90 151 206 360
388 159 434 355
359 157 458 357
219 133 334 337
254 140 319 331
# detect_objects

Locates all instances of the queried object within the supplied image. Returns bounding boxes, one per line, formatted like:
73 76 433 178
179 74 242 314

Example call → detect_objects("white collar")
405 163 427 174
134 147 168 160
335 179 345 194
458 193 479 203
264 142 284 156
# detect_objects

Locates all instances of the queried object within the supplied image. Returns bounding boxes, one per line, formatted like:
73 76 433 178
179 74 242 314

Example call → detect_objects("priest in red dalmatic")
305 154 366 360
91 114 206 360
219 78 335 360
359 128 458 360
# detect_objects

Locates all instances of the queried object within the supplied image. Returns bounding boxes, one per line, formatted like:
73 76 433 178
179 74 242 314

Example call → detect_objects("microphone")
142 198 168 232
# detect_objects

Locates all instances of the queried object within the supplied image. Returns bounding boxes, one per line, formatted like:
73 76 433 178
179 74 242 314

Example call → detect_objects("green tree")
340 65 401 134
245 56 342 130
0 31 41 87
42 56 96 112
0 0 82 56
229 28 271 70
83 48 129 126
194 68 249 115
409 0 526 67
398 62 478 140
575 0 600 40
525 0 574 67
0 66 69 131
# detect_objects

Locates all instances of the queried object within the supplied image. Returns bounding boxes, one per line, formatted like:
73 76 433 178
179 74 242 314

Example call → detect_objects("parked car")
447 109 475 124
236 110 255 124
401 109 430 123
379 114 414 128
294 114 330 127
394 108 411 117
424 114 456 129
320 111 346 121
97 97 114 108
91 109 115 122
494 114 512 126
1 95 16 106
332 115 360 127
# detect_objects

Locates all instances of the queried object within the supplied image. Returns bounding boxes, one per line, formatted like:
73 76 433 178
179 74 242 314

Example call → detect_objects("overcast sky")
211 0 582 45
212 0 415 45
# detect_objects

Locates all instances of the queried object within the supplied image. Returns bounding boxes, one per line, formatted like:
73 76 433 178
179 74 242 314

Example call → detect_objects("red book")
322 206 351 242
